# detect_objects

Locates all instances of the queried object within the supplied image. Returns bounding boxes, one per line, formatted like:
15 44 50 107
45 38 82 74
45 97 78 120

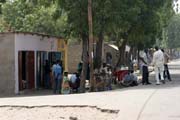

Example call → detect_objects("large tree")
110 0 174 66
1 0 67 36
58 0 143 90
92 0 115 69
158 1 174 48
58 0 89 92
167 14 180 49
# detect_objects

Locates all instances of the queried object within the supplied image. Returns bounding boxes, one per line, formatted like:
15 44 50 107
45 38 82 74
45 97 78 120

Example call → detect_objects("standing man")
52 60 62 94
139 49 151 85
161 49 172 81
152 46 165 85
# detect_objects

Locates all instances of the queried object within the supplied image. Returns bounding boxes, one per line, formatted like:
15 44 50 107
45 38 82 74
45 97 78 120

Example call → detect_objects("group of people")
92 63 113 91
44 60 81 94
100 63 113 90
44 46 171 95
140 46 171 85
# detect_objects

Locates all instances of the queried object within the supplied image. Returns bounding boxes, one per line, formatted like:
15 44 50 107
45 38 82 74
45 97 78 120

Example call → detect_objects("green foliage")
158 1 174 48
167 14 180 49
0 0 174 48
0 0 6 14
57 0 88 38
1 0 67 37
26 0 56 7
0 18 6 32
127 0 173 50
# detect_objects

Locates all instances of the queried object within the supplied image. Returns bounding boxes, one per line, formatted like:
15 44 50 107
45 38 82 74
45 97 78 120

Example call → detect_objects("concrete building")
0 32 67 95
68 43 119 73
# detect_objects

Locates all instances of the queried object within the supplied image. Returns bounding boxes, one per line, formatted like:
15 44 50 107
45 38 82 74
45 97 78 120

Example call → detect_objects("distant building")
68 42 119 73
0 32 67 95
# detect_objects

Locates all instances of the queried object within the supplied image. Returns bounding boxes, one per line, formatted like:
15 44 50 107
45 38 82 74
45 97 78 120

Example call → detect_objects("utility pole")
88 0 94 91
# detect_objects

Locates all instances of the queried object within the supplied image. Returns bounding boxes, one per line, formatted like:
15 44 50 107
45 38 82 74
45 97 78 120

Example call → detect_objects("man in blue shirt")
52 60 62 94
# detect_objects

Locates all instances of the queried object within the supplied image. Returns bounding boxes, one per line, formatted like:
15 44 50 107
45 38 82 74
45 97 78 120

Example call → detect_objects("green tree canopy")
167 14 180 49
1 0 67 37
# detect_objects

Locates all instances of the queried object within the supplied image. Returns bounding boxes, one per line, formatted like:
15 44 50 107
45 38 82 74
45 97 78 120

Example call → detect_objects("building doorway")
18 51 35 91
18 51 63 91
36 51 47 89
36 51 62 89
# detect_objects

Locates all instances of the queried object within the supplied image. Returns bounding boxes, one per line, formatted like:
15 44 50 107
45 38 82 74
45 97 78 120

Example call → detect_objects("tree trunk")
116 40 127 67
95 31 103 69
170 48 173 59
132 47 137 60
127 47 133 69
80 34 88 93
137 49 140 69
88 0 95 91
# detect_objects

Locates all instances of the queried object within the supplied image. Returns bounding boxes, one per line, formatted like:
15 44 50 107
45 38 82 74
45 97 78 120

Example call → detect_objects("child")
61 72 71 94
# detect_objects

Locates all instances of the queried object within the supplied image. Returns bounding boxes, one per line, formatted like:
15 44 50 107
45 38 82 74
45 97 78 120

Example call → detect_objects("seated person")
100 63 108 75
69 73 80 92
70 73 77 84
61 72 71 94
122 70 138 86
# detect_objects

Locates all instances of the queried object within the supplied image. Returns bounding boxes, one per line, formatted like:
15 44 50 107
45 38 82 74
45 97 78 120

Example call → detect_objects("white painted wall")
14 33 59 94
15 34 58 51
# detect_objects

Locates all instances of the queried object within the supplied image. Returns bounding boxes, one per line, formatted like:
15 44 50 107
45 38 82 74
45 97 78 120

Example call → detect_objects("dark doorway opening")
18 51 35 91
36 51 62 89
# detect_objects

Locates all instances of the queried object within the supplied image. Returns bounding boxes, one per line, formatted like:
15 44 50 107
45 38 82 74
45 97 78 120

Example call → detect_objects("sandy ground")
0 106 118 120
